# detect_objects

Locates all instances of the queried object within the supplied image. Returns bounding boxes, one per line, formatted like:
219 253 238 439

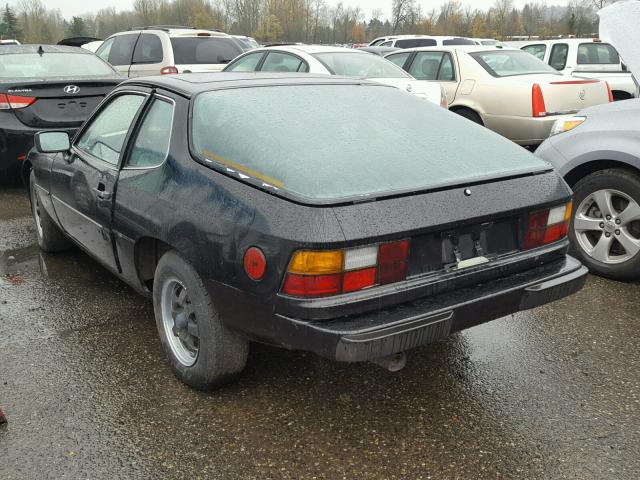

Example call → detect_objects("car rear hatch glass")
191 83 550 204
170 37 243 66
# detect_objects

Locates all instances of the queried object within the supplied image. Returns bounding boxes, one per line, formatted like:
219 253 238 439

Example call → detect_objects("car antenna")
37 45 44 56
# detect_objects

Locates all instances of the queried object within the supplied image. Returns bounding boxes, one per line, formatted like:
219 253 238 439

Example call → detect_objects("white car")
0 39 20 45
518 38 636 100
223 45 447 107
369 35 476 48
82 40 103 53
95 26 244 77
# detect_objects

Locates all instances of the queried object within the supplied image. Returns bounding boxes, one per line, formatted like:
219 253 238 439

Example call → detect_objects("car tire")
452 108 483 125
570 168 640 281
153 250 249 390
30 171 72 253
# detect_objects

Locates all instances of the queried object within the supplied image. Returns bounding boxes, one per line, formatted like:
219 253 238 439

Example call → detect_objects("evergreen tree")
0 4 20 40
67 16 87 38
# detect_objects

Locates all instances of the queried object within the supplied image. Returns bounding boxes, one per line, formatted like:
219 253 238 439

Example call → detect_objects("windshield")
312 52 410 79
170 37 243 65
0 52 115 78
191 84 546 203
470 50 559 77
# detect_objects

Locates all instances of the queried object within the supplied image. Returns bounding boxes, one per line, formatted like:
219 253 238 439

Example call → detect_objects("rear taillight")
523 202 572 250
160 66 179 75
0 93 36 110
282 240 410 298
532 83 547 118
606 81 614 102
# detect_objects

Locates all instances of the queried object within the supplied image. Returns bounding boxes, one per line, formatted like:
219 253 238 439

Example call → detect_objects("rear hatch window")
170 37 243 65
470 50 560 77
191 84 549 204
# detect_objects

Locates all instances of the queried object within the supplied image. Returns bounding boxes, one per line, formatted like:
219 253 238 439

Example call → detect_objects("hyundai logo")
64 85 80 94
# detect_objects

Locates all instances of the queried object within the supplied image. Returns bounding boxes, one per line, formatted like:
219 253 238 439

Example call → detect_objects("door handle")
95 183 112 201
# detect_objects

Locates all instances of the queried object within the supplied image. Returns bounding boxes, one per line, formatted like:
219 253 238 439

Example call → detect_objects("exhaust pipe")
370 352 407 372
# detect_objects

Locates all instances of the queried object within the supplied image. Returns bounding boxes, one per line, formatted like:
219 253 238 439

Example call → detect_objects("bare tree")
391 0 414 34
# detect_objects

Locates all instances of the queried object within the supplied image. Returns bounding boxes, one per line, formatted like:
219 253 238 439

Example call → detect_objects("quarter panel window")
522 44 547 61
133 34 163 64
261 52 307 73
96 37 114 63
549 44 568 70
225 52 264 72
76 95 145 165
127 99 174 168
386 52 411 69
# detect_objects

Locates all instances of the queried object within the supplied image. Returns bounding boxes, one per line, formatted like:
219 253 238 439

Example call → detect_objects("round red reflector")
244 247 266 281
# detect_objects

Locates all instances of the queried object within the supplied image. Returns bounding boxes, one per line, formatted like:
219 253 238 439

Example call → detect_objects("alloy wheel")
160 277 200 367
574 188 640 264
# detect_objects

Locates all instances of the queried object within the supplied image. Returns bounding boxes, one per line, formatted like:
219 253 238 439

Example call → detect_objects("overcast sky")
8 0 572 19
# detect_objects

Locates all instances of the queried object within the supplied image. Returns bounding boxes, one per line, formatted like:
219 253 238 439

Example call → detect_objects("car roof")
520 38 607 45
113 27 230 38
262 44 363 55
124 72 385 97
391 45 515 54
0 44 91 55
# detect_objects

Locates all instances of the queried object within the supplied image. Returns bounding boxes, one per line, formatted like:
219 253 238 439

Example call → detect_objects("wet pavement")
1 179 639 480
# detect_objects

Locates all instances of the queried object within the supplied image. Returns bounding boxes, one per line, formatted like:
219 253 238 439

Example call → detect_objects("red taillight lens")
0 93 36 110
523 202 572 250
160 66 179 75
243 247 266 281
532 83 547 118
282 273 342 297
606 81 614 102
282 240 411 297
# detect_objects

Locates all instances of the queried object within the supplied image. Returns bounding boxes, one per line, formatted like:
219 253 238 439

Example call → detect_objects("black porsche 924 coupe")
28 73 587 390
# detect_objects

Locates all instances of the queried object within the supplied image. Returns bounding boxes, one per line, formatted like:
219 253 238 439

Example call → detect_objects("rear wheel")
153 250 249 390
570 168 640 281
29 171 71 252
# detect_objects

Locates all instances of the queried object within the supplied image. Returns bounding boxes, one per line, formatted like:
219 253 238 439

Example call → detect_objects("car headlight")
550 116 586 136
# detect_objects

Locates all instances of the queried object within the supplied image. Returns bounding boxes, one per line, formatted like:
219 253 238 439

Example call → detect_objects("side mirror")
34 131 70 154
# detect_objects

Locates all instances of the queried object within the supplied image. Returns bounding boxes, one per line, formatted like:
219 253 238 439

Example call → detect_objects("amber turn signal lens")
288 250 344 275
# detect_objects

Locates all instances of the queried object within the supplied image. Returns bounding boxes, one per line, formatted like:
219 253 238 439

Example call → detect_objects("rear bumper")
214 254 587 362
483 113 574 146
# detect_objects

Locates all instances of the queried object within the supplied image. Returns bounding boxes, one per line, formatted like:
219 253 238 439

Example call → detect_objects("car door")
406 51 460 104
49 91 148 272
96 33 140 77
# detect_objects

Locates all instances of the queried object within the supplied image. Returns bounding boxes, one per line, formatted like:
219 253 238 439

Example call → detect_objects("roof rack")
132 26 224 33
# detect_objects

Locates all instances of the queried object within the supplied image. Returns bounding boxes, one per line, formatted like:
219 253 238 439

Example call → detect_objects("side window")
438 53 455 81
76 95 145 165
386 52 411 69
380 41 393 47
409 52 445 81
225 52 264 72
127 99 173 168
522 44 547 61
549 44 568 70
396 38 436 48
577 43 620 64
132 34 163 64
96 37 114 63
107 34 139 66
261 52 307 73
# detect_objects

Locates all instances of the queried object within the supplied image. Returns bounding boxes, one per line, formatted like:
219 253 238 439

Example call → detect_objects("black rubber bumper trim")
273 256 588 363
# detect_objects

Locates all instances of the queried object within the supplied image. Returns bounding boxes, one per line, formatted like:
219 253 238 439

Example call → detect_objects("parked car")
95 26 243 77
358 46 400 56
536 99 640 280
82 40 103 53
224 45 447 107
369 35 476 48
385 46 612 147
57 36 102 48
0 44 122 179
0 39 20 45
232 35 260 51
473 38 505 48
518 39 636 100
28 73 587 389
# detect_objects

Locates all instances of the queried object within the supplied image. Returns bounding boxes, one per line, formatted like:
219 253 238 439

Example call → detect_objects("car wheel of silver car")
570 168 640 281
153 250 249 390
29 171 71 253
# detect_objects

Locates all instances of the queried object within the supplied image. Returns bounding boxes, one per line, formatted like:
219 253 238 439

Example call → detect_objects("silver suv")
95 26 244 77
